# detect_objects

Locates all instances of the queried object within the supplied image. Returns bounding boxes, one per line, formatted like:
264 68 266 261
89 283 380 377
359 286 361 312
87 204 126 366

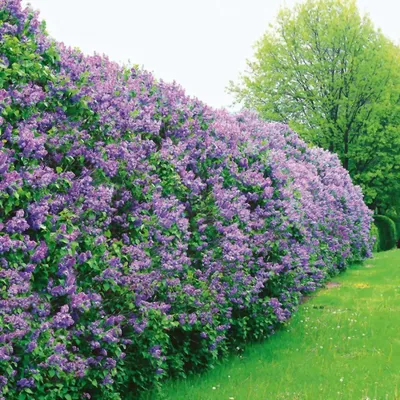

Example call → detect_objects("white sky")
22 0 400 110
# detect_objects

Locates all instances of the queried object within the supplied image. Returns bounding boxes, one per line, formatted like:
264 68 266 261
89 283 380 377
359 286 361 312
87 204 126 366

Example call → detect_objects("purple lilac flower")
0 376 8 387
6 210 29 234
16 378 35 389
52 305 74 329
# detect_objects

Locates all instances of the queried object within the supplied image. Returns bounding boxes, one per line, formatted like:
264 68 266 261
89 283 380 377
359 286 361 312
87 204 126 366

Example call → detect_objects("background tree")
229 0 400 212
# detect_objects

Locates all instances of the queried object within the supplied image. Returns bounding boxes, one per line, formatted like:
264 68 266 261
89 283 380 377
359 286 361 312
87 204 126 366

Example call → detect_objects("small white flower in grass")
340 377 344 382
229 397 235 400
212 386 217 390
228 375 231 378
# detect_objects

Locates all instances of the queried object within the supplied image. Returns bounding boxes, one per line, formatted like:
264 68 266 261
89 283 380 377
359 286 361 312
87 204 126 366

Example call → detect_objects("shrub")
373 215 397 251
371 224 380 252
391 217 400 241
0 1 373 398
394 218 400 247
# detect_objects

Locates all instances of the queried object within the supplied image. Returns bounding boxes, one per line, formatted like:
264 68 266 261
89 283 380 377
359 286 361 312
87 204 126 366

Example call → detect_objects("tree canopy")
229 0 400 212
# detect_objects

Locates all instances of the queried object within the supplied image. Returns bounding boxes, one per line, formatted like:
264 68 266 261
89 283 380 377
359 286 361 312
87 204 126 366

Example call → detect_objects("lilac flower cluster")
0 0 373 398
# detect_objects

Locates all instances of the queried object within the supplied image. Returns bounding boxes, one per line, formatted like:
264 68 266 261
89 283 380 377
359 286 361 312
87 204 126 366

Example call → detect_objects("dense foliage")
388 215 400 241
370 224 380 253
373 216 397 251
229 0 400 213
0 1 373 399
395 219 400 242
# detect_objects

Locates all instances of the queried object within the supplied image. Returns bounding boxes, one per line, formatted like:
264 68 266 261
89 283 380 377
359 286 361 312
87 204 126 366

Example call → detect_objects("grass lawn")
153 250 400 400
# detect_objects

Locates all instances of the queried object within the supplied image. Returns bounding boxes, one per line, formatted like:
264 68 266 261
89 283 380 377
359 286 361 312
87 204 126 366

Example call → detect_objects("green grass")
153 250 400 400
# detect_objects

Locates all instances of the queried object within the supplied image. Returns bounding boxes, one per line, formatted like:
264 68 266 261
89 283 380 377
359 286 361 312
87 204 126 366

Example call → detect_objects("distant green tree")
229 0 400 211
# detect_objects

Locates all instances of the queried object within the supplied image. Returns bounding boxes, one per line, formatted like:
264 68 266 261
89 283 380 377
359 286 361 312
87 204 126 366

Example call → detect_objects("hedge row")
0 1 373 399
373 215 397 251
370 224 380 253
391 217 400 241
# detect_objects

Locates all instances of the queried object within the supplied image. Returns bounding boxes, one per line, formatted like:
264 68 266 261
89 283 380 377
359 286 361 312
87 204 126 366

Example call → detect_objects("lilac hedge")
0 1 373 399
